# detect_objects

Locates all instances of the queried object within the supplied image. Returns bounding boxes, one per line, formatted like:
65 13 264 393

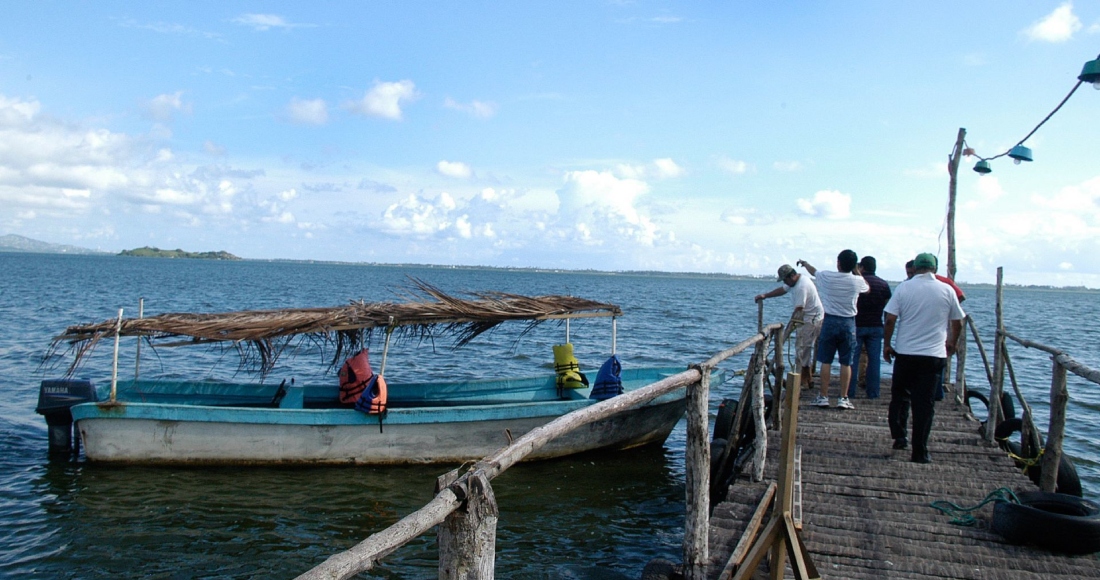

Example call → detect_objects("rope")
1004 444 1045 469
929 487 1020 526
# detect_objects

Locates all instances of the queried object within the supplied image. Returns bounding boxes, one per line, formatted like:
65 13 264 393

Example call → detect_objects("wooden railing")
960 267 1099 494
296 323 784 580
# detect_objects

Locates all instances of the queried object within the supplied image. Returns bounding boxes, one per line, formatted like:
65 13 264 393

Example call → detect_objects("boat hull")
69 368 689 465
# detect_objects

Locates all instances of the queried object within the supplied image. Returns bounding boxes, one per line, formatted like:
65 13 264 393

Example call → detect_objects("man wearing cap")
883 252 965 464
798 250 869 410
754 264 824 390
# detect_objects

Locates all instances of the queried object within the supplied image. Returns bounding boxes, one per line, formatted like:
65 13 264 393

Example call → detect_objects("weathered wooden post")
757 300 764 334
750 348 768 483
771 327 785 428
954 325 967 404
438 470 498 580
1040 358 1069 493
985 268 1006 442
684 364 711 580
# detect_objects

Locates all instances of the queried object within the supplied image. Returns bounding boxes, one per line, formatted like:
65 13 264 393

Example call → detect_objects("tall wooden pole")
946 128 966 281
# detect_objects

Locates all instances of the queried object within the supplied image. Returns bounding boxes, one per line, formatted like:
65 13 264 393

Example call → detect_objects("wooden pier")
707 379 1100 579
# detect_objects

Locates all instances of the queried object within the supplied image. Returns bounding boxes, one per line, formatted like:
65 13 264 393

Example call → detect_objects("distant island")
0 234 108 255
120 246 241 260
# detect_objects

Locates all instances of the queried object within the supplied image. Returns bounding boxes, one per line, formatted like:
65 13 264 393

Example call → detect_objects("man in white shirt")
883 252 965 464
754 263 825 390
798 250 869 410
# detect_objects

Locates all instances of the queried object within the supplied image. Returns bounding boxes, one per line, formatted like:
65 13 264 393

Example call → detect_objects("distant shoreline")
3 250 1096 292
2 234 1095 291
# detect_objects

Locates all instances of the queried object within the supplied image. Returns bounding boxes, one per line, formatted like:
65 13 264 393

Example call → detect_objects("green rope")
929 487 1020 526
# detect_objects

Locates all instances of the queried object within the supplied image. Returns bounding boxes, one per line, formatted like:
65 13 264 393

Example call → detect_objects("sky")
1 2 1099 286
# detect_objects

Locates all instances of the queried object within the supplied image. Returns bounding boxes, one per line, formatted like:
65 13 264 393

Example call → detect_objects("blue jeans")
848 326 884 398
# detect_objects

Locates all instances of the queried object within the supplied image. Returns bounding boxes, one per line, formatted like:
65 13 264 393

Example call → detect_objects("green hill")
119 247 241 260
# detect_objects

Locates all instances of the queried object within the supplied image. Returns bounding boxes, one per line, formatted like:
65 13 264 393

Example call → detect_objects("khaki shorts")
796 317 823 369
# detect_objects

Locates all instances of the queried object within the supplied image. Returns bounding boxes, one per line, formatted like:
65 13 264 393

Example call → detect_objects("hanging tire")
966 390 1016 424
1005 439 1083 497
998 417 1082 497
641 558 679 580
713 398 738 442
992 491 1100 554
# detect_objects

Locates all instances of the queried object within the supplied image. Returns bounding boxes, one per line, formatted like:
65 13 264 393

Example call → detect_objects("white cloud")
975 175 1005 202
232 14 310 31
443 97 497 119
611 159 683 180
437 160 472 179
1060 262 1074 270
346 80 418 121
381 192 488 238
145 92 190 122
652 158 684 179
556 170 662 245
278 188 298 201
1024 3 1081 43
773 161 802 172
718 157 750 175
1031 175 1100 215
204 141 226 156
0 95 40 125
285 98 328 125
796 189 851 219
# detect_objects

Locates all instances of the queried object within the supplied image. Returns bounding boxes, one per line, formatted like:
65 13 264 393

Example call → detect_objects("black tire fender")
713 398 738 442
992 491 1100 554
967 390 1016 423
1005 440 1083 497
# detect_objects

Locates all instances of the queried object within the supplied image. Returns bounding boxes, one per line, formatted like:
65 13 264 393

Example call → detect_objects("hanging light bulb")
1079 57 1100 90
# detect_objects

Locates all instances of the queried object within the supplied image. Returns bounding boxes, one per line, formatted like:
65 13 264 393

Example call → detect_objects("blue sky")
1 2 1098 286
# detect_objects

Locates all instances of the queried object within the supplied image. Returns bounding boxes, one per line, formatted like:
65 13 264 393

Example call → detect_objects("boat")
35 281 689 465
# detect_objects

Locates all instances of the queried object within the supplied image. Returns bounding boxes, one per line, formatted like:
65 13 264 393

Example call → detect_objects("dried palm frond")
48 278 621 375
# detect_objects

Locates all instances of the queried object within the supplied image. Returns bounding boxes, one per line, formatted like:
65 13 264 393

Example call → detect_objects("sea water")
1 253 1097 578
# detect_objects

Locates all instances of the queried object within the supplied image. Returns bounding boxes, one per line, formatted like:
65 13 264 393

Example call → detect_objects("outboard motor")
35 379 98 455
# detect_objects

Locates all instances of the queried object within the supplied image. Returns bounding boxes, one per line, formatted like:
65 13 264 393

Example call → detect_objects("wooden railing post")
1040 359 1069 493
750 346 768 483
683 364 711 580
954 326 967 405
438 471 498 580
985 268 1006 442
770 327 785 428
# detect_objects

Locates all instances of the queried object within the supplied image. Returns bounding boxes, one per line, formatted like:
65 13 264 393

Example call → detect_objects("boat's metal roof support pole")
565 318 570 344
109 308 123 403
380 316 394 376
134 298 143 381
611 317 617 355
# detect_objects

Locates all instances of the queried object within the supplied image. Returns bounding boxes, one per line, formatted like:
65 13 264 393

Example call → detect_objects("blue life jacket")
590 355 623 401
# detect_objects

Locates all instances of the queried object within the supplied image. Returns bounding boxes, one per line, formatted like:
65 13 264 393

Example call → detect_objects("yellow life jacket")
553 343 589 394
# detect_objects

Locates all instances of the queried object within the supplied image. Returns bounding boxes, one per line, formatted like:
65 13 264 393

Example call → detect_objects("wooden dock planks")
707 380 1100 579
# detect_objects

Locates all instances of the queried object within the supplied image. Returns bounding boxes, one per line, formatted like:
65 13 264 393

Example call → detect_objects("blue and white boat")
36 282 687 465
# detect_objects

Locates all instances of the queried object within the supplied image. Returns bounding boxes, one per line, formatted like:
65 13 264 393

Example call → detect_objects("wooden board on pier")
707 378 1100 579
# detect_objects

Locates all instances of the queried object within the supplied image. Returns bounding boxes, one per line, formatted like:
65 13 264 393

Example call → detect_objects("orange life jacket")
338 349 374 404
354 374 388 415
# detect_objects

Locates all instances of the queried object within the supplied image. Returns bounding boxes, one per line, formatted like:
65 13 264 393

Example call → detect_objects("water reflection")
20 445 682 579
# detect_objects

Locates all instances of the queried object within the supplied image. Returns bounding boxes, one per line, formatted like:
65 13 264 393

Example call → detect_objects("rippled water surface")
2 254 1098 578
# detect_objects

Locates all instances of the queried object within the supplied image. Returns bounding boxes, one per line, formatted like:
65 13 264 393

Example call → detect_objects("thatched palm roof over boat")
49 279 622 374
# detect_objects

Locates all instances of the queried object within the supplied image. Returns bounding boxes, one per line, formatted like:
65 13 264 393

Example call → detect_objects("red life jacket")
338 349 374 404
